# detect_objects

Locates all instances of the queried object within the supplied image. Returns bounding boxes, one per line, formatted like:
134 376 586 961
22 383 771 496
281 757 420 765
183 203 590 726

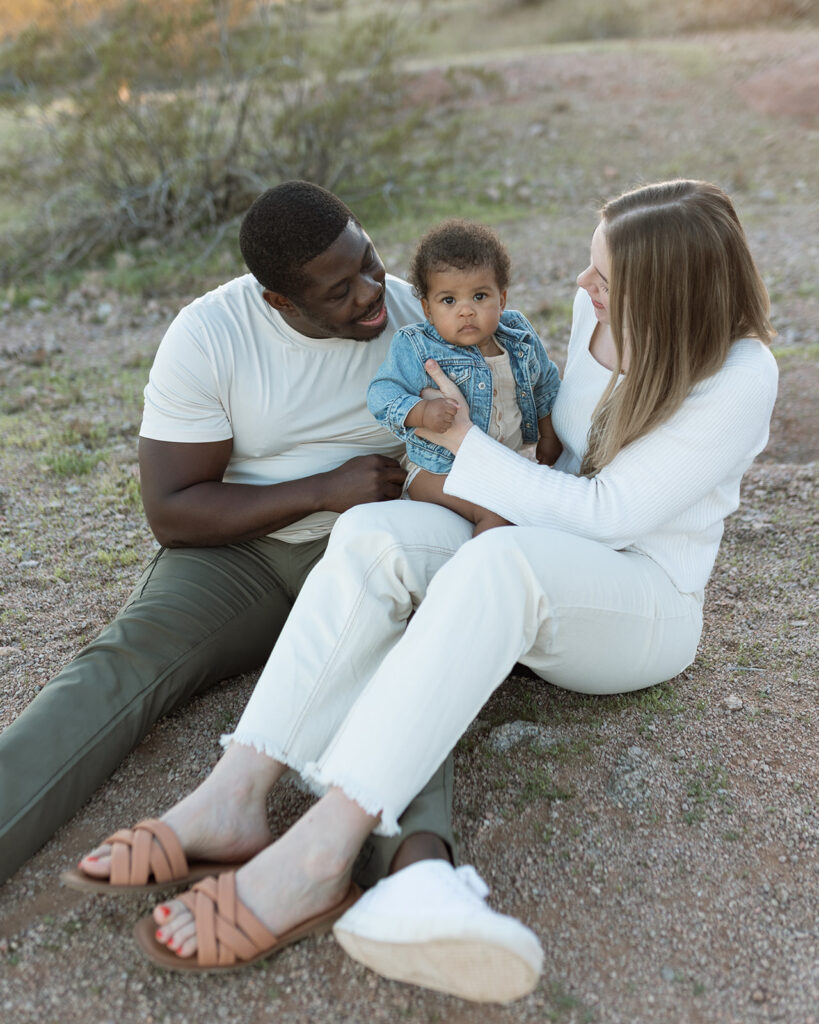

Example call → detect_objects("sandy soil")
0 28 817 1024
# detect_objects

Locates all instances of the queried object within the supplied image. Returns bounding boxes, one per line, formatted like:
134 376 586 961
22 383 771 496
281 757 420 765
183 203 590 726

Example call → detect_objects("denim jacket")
367 310 560 474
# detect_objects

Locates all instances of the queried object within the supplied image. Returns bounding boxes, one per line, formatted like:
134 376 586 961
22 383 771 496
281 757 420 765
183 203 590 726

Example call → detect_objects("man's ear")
263 289 298 315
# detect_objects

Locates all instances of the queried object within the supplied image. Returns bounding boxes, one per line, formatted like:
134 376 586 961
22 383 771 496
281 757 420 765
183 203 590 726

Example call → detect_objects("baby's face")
421 266 506 353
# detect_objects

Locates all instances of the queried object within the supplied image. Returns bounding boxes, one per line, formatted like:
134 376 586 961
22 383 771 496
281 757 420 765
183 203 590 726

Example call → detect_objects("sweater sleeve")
444 351 777 548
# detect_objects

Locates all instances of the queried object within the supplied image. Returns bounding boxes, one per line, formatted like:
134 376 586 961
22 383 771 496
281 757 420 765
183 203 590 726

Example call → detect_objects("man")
0 181 541 1001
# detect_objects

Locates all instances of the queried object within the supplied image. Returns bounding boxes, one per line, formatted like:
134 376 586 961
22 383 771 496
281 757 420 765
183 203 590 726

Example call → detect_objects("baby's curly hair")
408 219 511 298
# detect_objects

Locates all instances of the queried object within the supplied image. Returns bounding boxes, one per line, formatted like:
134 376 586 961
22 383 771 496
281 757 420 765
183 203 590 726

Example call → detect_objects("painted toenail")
158 906 171 918
156 929 163 941
85 855 98 862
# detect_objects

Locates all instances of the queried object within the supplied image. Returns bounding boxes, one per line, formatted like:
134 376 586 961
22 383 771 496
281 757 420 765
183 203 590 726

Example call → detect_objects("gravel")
1 27 817 1024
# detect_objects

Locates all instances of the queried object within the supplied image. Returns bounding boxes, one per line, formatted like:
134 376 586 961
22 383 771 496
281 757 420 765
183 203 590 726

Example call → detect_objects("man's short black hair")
239 180 358 297
409 219 511 298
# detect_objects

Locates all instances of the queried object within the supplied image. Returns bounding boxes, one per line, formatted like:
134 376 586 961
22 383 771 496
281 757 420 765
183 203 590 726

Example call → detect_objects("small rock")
660 965 676 982
488 721 562 753
606 746 658 812
114 251 136 270
724 694 743 711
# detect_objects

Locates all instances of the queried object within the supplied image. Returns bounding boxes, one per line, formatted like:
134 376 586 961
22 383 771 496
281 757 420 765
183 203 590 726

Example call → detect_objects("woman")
67 180 777 998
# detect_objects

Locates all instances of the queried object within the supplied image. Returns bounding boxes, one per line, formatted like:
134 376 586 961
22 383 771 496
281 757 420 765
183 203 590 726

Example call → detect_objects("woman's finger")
424 359 467 404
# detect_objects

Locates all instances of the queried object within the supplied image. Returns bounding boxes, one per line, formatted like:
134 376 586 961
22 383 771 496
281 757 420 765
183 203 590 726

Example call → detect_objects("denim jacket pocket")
434 360 473 388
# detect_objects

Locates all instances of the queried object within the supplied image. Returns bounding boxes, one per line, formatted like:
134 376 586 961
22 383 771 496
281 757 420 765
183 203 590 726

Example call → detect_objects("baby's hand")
536 433 563 466
420 397 459 433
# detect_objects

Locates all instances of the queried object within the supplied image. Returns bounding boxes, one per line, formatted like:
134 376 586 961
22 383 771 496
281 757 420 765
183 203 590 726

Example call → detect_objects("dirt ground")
0 27 817 1024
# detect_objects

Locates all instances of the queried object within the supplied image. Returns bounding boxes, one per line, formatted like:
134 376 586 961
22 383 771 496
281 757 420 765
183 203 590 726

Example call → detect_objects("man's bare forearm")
144 456 406 548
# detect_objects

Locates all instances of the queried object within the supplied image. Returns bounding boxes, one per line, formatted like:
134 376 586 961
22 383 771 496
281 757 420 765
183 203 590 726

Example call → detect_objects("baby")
368 219 561 534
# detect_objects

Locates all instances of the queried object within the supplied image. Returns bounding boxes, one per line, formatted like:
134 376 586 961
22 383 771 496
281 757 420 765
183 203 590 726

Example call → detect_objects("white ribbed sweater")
445 289 778 593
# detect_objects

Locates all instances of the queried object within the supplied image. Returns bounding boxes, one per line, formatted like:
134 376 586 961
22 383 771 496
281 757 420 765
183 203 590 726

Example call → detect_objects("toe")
153 899 195 950
168 919 198 958
79 844 113 878
153 902 174 925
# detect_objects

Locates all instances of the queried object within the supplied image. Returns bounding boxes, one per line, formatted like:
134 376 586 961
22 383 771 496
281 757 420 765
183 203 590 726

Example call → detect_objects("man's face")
272 220 389 341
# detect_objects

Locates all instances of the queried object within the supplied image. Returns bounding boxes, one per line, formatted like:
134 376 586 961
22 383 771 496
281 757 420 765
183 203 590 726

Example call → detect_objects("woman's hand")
414 359 473 454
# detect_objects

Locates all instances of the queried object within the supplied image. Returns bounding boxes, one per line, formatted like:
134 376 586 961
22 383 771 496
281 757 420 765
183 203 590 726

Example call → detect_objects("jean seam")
281 540 459 752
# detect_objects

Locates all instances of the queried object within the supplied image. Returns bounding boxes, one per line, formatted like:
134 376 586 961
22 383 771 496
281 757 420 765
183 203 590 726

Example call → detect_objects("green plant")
44 450 104 476
0 0 452 280
683 761 731 825
515 764 573 809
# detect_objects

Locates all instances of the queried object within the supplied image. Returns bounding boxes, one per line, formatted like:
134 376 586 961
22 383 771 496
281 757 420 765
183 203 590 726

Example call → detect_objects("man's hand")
405 396 459 433
138 438 405 548
320 454 406 513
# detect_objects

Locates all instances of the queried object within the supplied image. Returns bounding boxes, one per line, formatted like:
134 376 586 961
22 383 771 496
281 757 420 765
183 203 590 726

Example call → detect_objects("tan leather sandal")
61 818 248 894
133 871 362 972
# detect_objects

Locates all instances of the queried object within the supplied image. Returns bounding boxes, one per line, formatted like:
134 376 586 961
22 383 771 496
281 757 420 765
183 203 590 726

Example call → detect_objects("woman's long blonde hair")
580 180 774 477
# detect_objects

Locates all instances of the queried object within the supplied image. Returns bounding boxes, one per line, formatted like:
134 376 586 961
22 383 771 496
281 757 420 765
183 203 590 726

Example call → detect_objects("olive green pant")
0 535 453 885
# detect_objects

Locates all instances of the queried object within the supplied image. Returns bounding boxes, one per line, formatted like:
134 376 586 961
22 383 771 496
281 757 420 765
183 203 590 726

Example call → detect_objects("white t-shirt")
140 273 422 542
446 289 779 593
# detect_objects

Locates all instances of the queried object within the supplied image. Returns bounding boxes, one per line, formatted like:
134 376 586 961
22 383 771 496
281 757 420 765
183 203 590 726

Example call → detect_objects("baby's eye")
442 296 455 305
474 292 487 301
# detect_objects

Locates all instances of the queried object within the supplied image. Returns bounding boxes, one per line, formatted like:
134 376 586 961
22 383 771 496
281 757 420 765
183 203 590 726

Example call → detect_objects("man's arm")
139 437 406 548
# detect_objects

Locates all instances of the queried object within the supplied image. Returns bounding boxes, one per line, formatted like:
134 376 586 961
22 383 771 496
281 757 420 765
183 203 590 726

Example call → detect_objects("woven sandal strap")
177 874 279 968
104 818 189 886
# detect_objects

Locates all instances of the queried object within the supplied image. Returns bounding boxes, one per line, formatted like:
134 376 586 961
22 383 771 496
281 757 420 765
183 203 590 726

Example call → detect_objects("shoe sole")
60 861 239 895
135 883 361 973
334 930 540 1003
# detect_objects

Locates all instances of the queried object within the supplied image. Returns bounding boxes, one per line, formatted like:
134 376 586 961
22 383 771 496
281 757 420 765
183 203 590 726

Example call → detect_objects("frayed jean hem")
303 761 401 838
219 731 327 802
220 732 402 836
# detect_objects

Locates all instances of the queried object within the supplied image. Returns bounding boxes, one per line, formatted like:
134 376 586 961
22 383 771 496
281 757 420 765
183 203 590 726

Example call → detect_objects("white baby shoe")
333 859 543 1003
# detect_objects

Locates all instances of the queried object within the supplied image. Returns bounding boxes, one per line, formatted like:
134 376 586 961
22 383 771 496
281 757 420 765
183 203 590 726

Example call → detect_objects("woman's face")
576 222 611 324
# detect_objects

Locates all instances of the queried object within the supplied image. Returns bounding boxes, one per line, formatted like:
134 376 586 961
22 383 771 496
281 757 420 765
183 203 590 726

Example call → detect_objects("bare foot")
77 743 284 880
151 787 377 960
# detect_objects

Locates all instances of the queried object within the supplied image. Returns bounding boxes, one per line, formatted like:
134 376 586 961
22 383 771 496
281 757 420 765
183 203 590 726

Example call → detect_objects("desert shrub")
0 0 447 280
497 0 816 33
677 0 817 29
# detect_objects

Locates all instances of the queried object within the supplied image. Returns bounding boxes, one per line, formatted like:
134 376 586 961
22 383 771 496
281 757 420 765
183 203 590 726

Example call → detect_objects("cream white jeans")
227 500 703 835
